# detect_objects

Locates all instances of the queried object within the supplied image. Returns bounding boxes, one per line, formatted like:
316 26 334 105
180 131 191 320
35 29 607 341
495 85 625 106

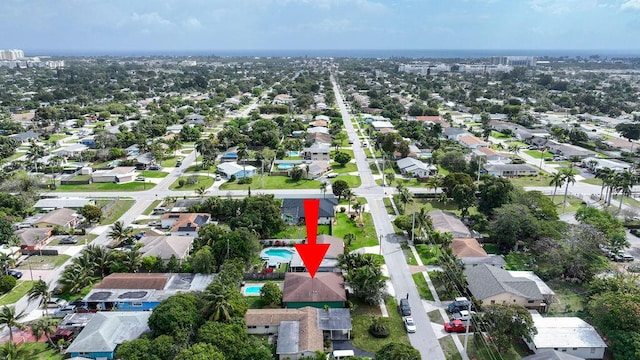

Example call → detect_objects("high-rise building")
0 49 25 60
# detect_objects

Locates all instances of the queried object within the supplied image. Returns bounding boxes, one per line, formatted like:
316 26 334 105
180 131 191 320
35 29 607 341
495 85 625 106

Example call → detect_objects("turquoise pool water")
289 151 300 157
262 248 295 261
278 164 294 170
244 285 263 295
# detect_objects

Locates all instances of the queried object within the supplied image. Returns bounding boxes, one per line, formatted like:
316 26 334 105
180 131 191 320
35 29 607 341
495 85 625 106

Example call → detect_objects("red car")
444 319 472 333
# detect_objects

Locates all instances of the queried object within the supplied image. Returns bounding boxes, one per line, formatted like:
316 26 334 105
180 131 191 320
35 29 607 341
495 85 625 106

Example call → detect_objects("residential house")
220 147 238 162
83 273 215 312
169 198 207 213
464 264 546 312
78 136 96 147
282 197 337 225
14 227 51 250
370 121 394 132
245 307 323 360
306 132 333 146
604 136 635 152
305 161 331 179
484 163 538 177
32 208 78 229
546 140 595 159
525 312 607 359
9 130 39 144
472 147 511 164
133 153 154 169
314 115 330 122
396 157 437 178
91 167 137 183
429 210 472 238
34 197 94 211
282 272 347 309
138 236 195 262
450 238 505 268
51 143 88 158
273 94 296 105
217 162 257 179
522 350 584 360
444 127 469 141
581 157 631 173
184 114 205 125
65 312 152 360
310 120 328 128
508 271 556 308
301 143 331 162
414 115 449 128
289 234 344 273
160 213 210 236
458 134 488 149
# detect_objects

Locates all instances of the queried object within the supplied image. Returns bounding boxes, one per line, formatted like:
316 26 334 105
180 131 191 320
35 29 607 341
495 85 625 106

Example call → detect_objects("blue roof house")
217 162 257 180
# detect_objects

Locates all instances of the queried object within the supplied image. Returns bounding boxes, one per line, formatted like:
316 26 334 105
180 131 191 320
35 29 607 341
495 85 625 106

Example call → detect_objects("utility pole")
463 302 471 353
411 201 416 244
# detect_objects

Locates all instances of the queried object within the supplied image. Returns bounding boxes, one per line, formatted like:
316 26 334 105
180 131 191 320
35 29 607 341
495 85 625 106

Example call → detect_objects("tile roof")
283 273 347 303
35 208 77 226
458 135 488 147
451 238 488 258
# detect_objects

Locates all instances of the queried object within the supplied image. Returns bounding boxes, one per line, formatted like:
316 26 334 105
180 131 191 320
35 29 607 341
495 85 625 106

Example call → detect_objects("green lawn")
369 162 380 174
504 252 534 271
509 175 552 188
143 200 162 215
383 197 396 215
48 234 97 246
332 175 362 188
351 298 411 354
46 134 68 144
581 177 603 186
483 243 499 254
332 212 378 249
524 150 554 159
2 152 25 163
16 255 71 270
56 182 153 192
439 336 463 360
17 341 64 360
412 273 435 301
392 177 430 188
555 196 587 214
140 170 169 178
0 281 34 306
546 280 587 316
161 156 179 168
274 224 331 239
437 165 449 176
184 164 216 173
415 244 441 266
403 244 418 266
100 199 135 225
331 149 355 159
220 175 321 190
331 162 358 173
428 309 445 324
169 176 215 190
490 131 511 140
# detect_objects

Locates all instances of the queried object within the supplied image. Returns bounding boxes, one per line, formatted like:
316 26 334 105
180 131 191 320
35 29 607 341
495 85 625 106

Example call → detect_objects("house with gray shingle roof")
464 264 546 312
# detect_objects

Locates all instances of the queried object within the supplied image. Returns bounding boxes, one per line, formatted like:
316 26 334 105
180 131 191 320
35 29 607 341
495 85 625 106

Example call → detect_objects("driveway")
332 340 375 358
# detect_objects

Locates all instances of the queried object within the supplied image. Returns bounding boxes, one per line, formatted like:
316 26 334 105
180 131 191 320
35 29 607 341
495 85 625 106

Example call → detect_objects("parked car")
45 298 68 309
403 316 416 333
52 284 64 295
5 270 22 279
326 173 338 178
152 207 167 215
134 231 146 240
398 298 411 316
59 236 78 244
149 165 161 170
148 221 161 227
52 305 76 318
135 177 145 182
452 310 476 321
448 297 471 313
444 319 472 333
176 160 182 167
215 175 222 181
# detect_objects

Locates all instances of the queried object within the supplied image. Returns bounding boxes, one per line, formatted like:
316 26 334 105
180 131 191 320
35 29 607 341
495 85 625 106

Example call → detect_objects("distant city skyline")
1 0 639 54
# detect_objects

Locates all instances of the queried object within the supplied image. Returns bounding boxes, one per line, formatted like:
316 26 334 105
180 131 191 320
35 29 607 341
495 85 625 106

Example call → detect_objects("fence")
243 272 286 280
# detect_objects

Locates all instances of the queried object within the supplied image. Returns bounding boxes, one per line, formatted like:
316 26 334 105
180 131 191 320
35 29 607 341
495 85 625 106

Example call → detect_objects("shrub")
238 177 253 185
368 317 390 338
187 175 198 185
0 275 16 294
178 179 186 187
229 175 236 182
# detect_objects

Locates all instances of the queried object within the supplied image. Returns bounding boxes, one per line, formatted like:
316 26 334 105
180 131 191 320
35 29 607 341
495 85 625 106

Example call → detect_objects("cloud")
182 17 202 28
125 12 173 27
621 0 640 10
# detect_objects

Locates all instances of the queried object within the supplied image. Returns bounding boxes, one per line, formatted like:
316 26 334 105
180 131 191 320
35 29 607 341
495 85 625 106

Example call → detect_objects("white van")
327 350 355 359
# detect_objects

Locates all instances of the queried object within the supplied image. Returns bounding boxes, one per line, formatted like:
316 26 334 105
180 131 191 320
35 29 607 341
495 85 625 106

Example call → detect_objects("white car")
326 173 338 178
403 316 416 333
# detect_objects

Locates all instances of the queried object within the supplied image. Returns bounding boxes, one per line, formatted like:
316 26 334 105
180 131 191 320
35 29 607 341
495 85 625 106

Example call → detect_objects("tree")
196 321 248 358
320 182 328 198
29 317 57 347
59 263 93 294
426 176 440 196
549 171 565 203
148 293 203 338
396 184 413 214
115 338 155 360
0 342 34 360
175 343 225 360
0 275 16 293
613 170 636 214
588 291 640 359
490 204 538 250
237 143 248 176
451 183 477 219
615 123 640 152
202 280 247 322
479 304 537 353
79 204 102 223
560 166 576 213
376 342 421 360
332 180 350 201
195 186 207 198
441 172 474 197
0 306 26 343
190 246 216 274
439 151 467 173
478 177 513 215
27 280 51 315
26 140 45 174
108 221 134 247
290 166 304 181
259 281 282 306
344 264 386 305
334 151 352 166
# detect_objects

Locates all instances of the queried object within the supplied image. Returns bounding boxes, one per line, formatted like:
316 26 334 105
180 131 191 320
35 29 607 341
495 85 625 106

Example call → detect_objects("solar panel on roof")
118 291 148 299
88 291 113 301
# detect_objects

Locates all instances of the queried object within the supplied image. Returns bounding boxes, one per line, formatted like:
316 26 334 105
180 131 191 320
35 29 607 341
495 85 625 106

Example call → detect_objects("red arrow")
294 199 330 278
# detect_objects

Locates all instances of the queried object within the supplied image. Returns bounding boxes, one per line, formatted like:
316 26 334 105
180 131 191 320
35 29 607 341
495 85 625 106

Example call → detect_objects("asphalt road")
332 74 446 359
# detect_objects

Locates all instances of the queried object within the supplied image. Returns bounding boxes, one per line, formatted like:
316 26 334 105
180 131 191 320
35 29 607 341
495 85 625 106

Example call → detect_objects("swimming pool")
261 248 296 261
243 285 263 296
278 164 294 170
289 151 300 157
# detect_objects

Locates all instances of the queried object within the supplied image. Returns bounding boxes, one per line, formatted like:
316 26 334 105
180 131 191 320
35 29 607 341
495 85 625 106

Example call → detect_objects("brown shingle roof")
94 273 169 290
317 235 344 259
36 208 77 226
283 273 346 303
459 135 488 147
245 307 323 353
451 238 488 258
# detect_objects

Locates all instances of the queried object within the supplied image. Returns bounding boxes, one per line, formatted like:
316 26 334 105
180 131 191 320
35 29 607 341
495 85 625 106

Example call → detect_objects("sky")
1 0 639 54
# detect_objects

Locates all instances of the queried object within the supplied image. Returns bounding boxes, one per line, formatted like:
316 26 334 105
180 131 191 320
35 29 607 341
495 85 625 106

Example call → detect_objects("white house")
484 163 538 177
396 157 437 178
581 157 632 173
458 134 488 149
473 147 511 164
217 162 257 179
91 167 137 183
51 143 88 158
371 121 394 131
525 312 607 360
301 143 331 162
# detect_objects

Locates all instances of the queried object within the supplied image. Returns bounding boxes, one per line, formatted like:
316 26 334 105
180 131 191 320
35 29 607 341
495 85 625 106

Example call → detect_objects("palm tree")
27 280 51 316
29 317 57 347
85 245 113 278
426 176 440 197
26 140 45 174
0 306 26 343
320 182 328 198
203 290 233 322
353 202 362 218
398 186 413 214
549 172 565 203
343 189 354 213
196 186 207 198
0 342 34 360
414 207 432 240
614 171 635 214
0 253 14 275
59 263 93 294
561 166 576 213
507 143 521 157
108 221 134 248
237 143 248 176
123 249 143 273
595 167 614 201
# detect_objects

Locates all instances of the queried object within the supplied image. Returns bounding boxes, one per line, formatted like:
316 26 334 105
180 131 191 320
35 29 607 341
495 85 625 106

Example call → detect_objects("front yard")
169 176 214 190
332 212 378 249
219 175 321 190
350 298 411 354
56 182 152 192
0 281 34 306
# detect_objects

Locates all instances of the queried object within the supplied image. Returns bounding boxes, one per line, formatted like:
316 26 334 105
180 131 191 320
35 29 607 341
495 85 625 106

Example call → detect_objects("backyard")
274 224 331 239
524 150 553 159
99 199 136 225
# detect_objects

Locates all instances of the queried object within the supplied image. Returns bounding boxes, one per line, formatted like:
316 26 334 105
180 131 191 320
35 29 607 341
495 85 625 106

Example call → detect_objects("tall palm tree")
320 182 327 198
0 306 26 343
59 263 93 294
507 143 521 157
108 221 134 248
123 250 143 273
549 171 565 203
0 342 34 360
561 166 576 213
595 167 614 201
85 245 113 278
26 140 45 174
203 290 233 322
398 186 413 214
0 253 14 275
27 280 51 316
414 207 432 240
195 186 207 198
29 317 57 347
237 143 248 176
614 171 636 214
343 189 354 213
426 176 440 197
